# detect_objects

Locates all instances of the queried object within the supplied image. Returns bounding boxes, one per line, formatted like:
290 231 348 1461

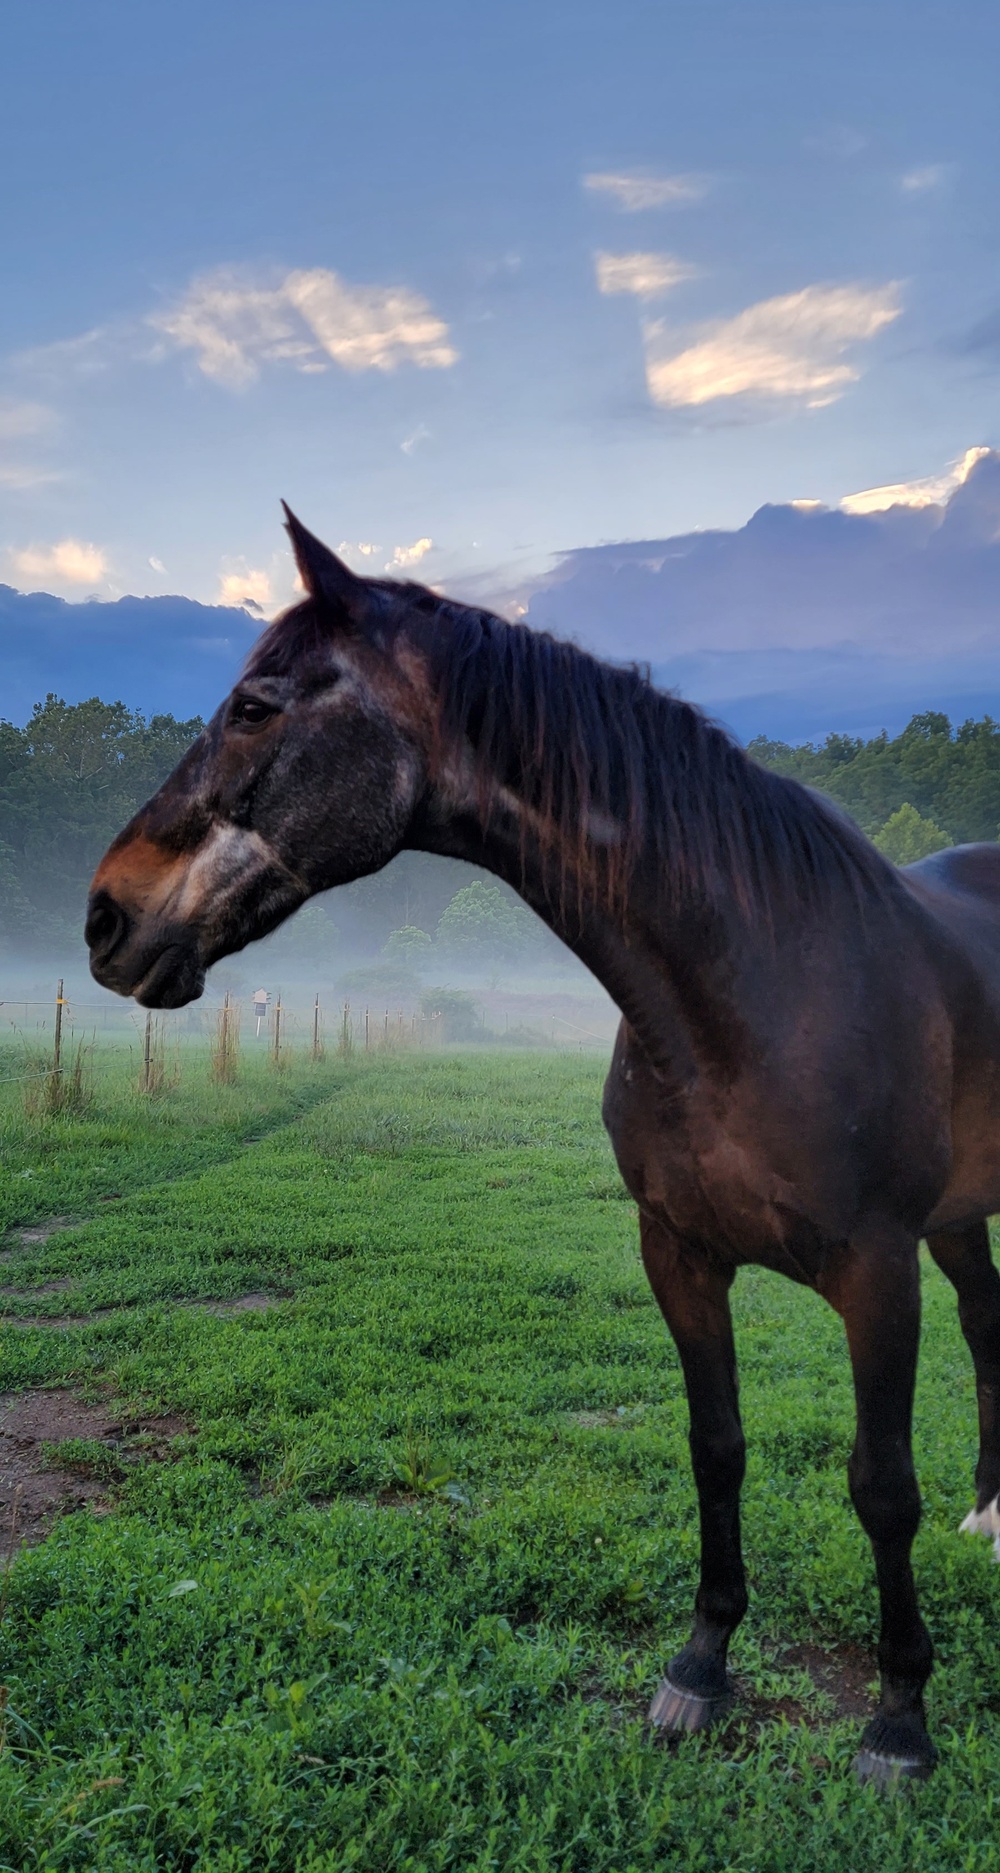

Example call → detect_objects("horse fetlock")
664 1638 731 1699
959 1491 1000 1559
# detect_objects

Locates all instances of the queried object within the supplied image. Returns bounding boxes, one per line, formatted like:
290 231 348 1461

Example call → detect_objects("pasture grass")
0 1048 998 1869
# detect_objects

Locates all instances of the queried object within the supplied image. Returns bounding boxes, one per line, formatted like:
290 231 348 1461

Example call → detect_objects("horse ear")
281 503 363 617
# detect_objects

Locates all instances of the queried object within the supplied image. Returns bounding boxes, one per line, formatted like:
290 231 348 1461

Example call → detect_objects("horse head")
86 510 432 1006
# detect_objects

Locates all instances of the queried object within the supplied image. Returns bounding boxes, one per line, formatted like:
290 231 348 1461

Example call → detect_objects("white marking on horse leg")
959 1493 1000 1561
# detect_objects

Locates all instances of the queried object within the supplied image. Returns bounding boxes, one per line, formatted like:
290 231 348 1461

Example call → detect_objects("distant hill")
0 586 257 727
4 450 1000 742
524 449 1000 741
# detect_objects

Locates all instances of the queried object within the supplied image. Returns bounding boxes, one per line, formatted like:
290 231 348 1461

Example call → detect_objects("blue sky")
2 0 999 619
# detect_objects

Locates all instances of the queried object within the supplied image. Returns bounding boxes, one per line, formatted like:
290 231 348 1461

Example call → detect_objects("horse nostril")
85 892 129 959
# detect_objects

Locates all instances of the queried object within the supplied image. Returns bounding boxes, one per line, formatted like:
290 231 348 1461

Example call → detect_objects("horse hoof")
959 1495 1000 1561
854 1714 936 1789
854 1747 935 1789
648 1676 733 1734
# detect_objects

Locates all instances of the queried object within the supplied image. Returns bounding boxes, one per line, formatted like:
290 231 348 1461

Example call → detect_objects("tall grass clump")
210 992 241 1085
22 1035 94 1118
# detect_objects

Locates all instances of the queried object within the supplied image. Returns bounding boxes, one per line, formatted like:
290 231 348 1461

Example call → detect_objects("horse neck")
411 754 750 1076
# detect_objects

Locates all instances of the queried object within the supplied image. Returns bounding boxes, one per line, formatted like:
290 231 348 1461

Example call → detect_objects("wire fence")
0 979 615 1105
0 981 453 1095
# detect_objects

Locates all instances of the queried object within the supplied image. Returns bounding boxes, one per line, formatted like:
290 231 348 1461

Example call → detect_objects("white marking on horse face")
959 1493 1000 1561
172 824 304 921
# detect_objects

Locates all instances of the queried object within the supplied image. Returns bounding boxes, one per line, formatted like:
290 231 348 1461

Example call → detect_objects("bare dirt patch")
0 1389 191 1548
0 1291 292 1331
0 1217 77 1265
18 1218 74 1245
717 1641 877 1747
0 1311 100 1331
0 1277 74 1302
194 1292 289 1316
778 1641 876 1719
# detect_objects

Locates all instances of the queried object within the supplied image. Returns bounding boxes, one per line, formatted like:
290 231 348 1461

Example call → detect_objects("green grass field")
0 1045 999 1871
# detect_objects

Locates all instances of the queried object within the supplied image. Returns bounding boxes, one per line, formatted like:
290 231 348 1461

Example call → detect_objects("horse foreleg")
823 1219 936 1785
926 1219 1000 1553
639 1214 748 1734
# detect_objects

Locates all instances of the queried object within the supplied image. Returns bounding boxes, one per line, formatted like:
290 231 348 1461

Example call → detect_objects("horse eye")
233 698 277 726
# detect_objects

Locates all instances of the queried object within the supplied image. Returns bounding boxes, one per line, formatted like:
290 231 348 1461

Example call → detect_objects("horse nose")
85 889 130 966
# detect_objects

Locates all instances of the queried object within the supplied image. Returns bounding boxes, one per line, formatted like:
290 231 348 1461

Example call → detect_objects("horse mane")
250 583 894 924
401 590 892 924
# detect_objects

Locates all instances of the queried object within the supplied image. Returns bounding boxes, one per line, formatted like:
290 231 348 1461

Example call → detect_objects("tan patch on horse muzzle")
90 833 191 916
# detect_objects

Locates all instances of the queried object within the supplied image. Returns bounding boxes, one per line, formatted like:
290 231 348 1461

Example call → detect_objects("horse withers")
86 509 1000 1786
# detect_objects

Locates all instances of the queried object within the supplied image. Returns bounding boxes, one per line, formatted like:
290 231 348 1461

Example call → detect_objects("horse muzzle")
86 888 207 1008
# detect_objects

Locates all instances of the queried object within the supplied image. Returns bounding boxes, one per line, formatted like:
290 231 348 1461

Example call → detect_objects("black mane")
407 590 890 922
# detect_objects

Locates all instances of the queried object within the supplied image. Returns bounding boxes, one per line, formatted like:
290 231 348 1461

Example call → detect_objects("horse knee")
690 1424 746 1498
848 1449 921 1547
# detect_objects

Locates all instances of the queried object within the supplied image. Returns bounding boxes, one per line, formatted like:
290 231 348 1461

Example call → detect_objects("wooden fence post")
53 978 64 1081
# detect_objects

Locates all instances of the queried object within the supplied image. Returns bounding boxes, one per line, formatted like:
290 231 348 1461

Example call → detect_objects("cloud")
8 538 108 587
0 462 57 490
337 541 381 563
900 164 946 194
0 399 58 489
643 281 902 410
0 399 51 443
217 567 272 611
839 445 990 514
401 424 430 455
385 538 433 571
13 326 120 379
583 171 707 211
148 556 166 573
595 251 698 299
151 267 458 389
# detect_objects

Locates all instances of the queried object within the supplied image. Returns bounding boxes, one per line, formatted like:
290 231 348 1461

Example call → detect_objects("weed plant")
0 1050 997 1868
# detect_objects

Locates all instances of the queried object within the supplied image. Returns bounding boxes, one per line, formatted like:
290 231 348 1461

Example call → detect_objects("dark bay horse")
86 510 1000 1785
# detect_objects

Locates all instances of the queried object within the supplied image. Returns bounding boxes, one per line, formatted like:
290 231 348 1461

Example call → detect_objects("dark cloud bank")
4 452 1000 743
0 590 258 728
525 449 1000 740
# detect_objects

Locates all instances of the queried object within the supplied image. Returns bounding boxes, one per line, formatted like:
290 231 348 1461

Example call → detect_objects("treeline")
749 711 1000 851
0 696 203 946
4 698 1000 954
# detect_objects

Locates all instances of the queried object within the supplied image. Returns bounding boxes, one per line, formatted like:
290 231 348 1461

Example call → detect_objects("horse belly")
926 1076 1000 1230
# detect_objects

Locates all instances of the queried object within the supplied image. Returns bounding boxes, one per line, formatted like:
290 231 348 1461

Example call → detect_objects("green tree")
435 882 538 966
0 696 202 946
748 712 1000 844
419 986 484 1043
382 925 434 966
873 802 950 865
